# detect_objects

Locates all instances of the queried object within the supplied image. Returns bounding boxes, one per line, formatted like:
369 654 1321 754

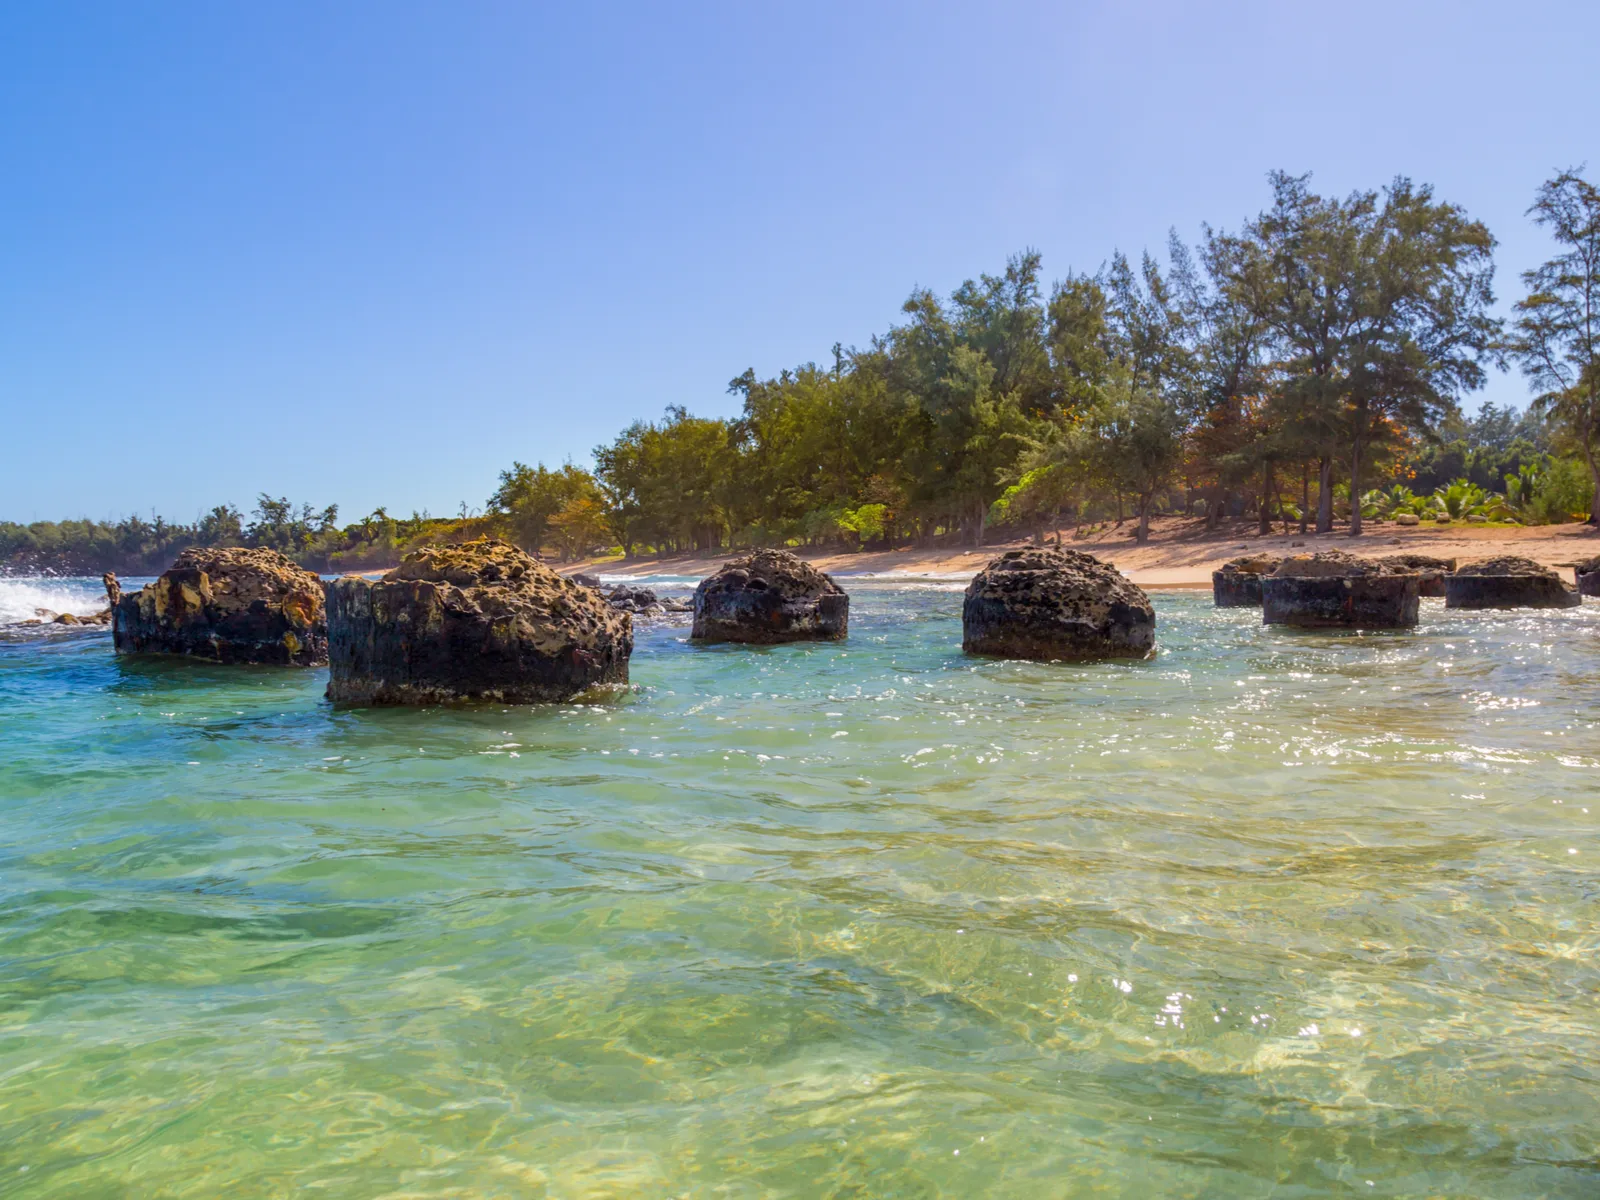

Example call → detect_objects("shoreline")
10 516 1593 591
554 515 1600 588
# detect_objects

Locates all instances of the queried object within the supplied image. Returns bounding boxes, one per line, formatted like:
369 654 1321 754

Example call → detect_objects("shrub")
1526 457 1596 524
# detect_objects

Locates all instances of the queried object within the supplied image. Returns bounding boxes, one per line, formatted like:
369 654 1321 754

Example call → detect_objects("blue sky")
2 0 1595 523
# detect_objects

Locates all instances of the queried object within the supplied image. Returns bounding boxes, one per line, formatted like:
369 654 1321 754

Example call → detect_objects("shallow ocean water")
1 577 1597 1198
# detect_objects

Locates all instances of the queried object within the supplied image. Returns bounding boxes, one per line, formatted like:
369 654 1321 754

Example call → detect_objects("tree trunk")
1136 495 1151 543
1348 436 1365 537
1316 458 1334 533
1299 466 1310 535
1258 462 1274 535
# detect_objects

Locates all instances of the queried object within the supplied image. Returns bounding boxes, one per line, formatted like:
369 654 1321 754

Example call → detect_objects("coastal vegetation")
0 496 491 576
6 169 1598 575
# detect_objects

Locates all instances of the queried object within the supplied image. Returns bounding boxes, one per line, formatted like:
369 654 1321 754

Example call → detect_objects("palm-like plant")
1376 484 1431 517
1425 478 1519 521
1503 462 1544 511
1433 480 1489 518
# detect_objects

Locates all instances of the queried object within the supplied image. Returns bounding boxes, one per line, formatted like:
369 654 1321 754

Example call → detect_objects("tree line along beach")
5 169 1600 584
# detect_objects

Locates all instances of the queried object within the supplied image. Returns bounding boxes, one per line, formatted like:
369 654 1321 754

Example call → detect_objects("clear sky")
2 0 1595 524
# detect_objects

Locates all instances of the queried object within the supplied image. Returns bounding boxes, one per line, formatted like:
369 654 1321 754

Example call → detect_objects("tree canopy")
1512 168 1600 523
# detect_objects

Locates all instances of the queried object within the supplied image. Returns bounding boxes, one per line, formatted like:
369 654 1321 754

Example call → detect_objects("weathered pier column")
1262 552 1419 629
1573 555 1600 598
1444 557 1581 610
1212 555 1283 607
1378 554 1456 598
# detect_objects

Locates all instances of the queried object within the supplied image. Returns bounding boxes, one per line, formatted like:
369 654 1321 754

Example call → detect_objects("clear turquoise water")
1 577 1598 1198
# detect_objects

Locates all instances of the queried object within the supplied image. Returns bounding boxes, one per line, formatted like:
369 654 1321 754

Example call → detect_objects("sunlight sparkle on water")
0 582 1597 1197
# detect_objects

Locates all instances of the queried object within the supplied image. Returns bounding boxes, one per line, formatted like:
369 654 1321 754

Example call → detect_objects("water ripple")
0 587 1597 1196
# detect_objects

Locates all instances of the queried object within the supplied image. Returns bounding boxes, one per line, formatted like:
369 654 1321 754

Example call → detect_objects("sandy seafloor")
0 575 1597 1196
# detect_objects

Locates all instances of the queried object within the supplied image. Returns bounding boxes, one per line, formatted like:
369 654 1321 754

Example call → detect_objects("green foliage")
1503 461 1542 511
989 465 1071 530
1431 480 1490 519
546 493 610 561
246 494 340 552
1408 402 1551 494
1372 485 1430 517
1081 376 1187 542
1212 172 1502 534
588 251 1065 555
0 496 493 575
593 408 740 556
489 462 601 554
837 503 888 546
1525 456 1596 524
1512 168 1600 522
1359 461 1589 526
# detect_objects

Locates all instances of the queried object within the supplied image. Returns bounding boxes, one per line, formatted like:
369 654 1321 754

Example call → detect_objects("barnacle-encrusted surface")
111 547 327 665
691 550 848 644
326 539 632 704
962 547 1154 661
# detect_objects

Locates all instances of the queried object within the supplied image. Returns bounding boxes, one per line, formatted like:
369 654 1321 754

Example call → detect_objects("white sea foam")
595 574 699 588
833 570 975 581
595 571 973 590
0 577 109 624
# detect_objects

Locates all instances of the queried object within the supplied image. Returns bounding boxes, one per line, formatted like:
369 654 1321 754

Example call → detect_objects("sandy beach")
561 516 1600 588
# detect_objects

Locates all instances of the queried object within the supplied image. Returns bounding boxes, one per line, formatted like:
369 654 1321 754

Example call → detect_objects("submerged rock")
326 539 631 705
108 549 328 664
607 584 692 619
962 547 1154 660
2 605 109 638
1378 553 1456 598
1262 551 1419 629
1212 555 1283 607
691 550 848 643
1444 556 1580 610
607 585 661 612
